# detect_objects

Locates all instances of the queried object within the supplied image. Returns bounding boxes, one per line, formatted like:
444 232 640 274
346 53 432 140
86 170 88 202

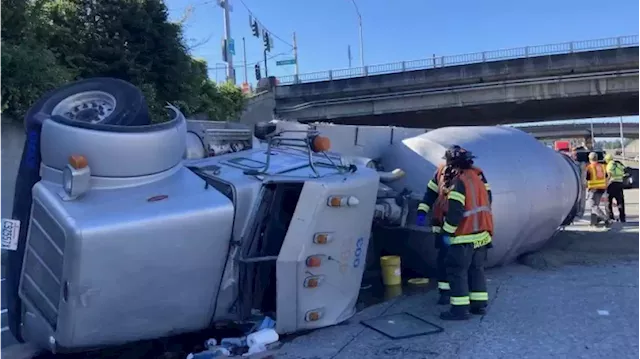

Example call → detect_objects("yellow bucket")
380 255 402 286
384 284 403 300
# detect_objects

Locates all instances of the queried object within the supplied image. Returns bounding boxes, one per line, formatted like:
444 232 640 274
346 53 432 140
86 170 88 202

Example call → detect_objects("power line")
236 0 294 49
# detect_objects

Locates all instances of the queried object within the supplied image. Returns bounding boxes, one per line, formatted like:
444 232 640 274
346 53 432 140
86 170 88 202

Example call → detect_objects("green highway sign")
276 59 296 66
228 38 235 56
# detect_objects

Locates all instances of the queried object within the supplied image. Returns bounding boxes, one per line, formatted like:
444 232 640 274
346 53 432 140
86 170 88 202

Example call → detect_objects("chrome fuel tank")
379 126 582 267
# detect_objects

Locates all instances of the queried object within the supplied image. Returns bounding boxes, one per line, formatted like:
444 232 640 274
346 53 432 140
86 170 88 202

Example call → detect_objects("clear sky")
165 0 639 125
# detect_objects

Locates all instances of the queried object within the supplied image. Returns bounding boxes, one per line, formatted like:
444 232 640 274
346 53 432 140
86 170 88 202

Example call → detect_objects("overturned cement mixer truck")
5 78 586 353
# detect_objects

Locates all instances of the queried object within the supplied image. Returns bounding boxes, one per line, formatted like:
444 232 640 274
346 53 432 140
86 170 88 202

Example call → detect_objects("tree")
1 0 76 119
1 0 29 41
1 0 245 122
1 42 77 118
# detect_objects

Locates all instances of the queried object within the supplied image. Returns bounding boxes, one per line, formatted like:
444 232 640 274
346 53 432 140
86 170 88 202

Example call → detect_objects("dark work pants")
607 182 626 222
435 234 450 295
445 243 489 313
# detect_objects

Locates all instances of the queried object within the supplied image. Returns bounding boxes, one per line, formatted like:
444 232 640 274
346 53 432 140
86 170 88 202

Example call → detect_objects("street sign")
276 59 296 66
228 38 235 56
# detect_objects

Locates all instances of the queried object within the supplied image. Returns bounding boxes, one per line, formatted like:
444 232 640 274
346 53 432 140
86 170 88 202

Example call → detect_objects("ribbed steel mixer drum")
379 126 582 267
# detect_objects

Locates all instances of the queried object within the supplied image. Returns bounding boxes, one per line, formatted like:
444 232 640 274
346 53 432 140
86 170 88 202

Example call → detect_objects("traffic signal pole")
242 37 248 84
263 48 269 78
262 30 271 77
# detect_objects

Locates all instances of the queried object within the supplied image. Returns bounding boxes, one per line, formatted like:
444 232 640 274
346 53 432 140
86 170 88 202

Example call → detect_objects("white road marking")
597 310 610 316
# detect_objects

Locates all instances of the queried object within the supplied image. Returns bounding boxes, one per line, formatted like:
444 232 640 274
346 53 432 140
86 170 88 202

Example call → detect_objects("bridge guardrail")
277 35 639 86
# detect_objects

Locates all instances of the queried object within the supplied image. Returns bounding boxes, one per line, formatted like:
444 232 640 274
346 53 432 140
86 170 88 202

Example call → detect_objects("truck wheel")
26 77 150 127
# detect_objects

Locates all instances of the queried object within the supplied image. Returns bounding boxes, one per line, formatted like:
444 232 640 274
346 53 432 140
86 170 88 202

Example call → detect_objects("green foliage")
1 0 246 122
1 42 76 119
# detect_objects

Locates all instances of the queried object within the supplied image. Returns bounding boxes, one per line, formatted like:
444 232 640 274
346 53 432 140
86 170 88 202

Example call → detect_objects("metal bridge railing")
277 35 639 86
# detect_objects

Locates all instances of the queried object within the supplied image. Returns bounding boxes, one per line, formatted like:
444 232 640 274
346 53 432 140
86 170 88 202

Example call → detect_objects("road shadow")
518 220 639 270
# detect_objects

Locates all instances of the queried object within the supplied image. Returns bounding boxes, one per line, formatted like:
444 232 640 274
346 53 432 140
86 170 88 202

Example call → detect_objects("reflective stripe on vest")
449 230 492 248
607 162 625 182
587 163 607 189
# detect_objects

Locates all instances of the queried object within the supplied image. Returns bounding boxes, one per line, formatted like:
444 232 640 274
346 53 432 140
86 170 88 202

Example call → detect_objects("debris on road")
185 317 279 358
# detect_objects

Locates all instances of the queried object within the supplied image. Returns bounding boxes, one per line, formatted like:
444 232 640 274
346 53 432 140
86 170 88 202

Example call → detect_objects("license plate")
1 218 21 251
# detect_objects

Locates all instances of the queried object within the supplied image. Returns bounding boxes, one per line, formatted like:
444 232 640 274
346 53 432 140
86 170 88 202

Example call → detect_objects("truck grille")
19 201 66 330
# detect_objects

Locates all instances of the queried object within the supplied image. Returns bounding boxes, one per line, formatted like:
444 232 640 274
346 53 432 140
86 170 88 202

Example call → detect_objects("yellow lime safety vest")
606 161 625 183
586 162 607 190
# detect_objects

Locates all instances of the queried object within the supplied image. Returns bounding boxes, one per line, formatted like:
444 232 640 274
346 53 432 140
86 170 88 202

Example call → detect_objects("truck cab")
184 126 381 335
10 102 380 353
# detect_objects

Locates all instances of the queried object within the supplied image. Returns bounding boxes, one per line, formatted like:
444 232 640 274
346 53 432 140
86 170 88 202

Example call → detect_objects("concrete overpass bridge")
513 122 639 139
244 35 639 128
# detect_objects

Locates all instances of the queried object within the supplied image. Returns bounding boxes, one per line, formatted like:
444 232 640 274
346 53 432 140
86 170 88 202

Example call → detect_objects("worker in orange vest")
417 146 493 319
417 163 454 305
585 152 611 227
439 146 493 320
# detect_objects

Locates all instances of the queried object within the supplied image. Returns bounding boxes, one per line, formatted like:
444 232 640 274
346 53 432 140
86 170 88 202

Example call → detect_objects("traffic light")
250 17 259 37
254 63 261 81
221 39 228 63
263 30 271 52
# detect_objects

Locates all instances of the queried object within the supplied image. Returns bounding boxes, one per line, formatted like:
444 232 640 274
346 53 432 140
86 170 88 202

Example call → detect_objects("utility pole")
242 37 248 84
221 0 235 84
293 32 300 81
348 45 352 68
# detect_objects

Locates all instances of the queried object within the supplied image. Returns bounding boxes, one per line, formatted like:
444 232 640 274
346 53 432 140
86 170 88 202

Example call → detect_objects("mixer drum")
380 126 584 268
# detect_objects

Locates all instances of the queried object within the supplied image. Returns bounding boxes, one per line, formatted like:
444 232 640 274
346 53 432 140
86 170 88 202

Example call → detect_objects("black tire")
8 78 150 342
25 77 150 129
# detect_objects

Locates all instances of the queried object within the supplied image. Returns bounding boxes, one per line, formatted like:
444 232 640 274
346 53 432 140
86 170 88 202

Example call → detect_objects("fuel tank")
378 126 584 268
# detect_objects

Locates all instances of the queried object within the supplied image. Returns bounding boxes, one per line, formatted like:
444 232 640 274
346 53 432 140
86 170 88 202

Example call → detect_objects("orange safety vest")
586 162 607 190
452 168 494 239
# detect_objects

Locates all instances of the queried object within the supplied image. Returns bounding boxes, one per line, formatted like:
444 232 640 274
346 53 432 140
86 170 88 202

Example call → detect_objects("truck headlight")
62 166 73 194
58 155 91 200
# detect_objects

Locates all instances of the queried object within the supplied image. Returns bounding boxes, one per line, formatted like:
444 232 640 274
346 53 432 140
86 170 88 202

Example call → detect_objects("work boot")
436 294 450 305
470 307 487 315
439 307 470 321
603 219 612 227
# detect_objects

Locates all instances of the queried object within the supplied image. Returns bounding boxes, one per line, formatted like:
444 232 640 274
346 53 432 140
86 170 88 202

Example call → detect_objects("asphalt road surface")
2 190 638 358
274 189 640 359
